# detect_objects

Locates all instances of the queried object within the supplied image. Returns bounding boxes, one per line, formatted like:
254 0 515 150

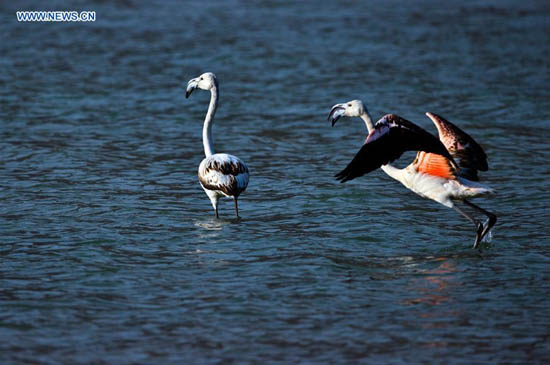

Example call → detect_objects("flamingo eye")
348 103 352 107
200 77 203 80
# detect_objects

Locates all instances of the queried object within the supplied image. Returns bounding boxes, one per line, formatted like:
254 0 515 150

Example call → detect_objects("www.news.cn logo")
16 11 96 22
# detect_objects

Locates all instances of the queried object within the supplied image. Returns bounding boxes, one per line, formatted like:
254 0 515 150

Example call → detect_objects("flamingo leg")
464 200 497 246
215 199 219 219
454 205 483 248
234 198 239 218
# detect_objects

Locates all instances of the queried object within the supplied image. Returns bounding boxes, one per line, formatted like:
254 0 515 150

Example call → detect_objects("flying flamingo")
186 72 249 218
328 100 496 248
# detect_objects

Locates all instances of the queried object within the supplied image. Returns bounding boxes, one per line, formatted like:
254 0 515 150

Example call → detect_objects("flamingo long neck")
360 110 375 133
202 85 218 157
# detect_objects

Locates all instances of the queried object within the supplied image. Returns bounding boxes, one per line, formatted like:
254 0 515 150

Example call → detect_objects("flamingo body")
186 72 249 218
393 163 493 208
198 153 249 203
328 100 497 248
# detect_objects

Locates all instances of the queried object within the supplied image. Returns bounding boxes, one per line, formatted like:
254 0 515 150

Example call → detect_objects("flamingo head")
328 100 367 126
186 72 218 98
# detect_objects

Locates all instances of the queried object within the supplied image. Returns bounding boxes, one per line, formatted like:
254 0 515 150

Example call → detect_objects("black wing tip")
334 171 349 183
458 168 480 181
338 176 355 183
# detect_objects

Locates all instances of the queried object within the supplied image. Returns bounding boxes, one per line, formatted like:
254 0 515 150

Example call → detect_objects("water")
1 0 549 363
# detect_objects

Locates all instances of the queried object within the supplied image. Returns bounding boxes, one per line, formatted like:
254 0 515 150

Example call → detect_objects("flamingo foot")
473 222 484 249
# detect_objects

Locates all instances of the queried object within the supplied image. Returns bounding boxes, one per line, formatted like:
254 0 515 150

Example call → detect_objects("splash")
481 218 493 243
194 220 224 231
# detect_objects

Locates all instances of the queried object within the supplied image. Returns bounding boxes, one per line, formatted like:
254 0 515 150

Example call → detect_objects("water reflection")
403 257 459 307
193 218 226 243
402 258 464 350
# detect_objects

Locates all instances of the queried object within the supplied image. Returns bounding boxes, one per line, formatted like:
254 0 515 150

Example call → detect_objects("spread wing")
426 112 488 181
335 114 456 183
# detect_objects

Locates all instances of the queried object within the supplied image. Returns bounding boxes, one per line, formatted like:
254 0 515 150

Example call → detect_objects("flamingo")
328 100 496 248
186 72 249 218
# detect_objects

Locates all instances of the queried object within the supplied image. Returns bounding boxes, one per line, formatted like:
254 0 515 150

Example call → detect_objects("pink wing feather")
426 112 488 181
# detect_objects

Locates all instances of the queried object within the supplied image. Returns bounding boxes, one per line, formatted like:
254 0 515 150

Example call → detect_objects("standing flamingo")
328 100 496 248
186 72 249 218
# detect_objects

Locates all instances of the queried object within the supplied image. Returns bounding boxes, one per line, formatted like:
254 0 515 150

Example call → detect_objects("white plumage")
385 164 493 208
186 72 249 218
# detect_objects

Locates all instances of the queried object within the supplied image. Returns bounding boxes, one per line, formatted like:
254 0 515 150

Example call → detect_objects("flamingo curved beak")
186 78 198 98
328 103 346 127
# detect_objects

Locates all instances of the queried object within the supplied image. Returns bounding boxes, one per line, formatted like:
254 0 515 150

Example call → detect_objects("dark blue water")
1 0 549 363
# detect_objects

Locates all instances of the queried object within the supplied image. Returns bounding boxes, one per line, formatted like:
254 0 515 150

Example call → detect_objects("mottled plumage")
198 154 249 198
426 112 488 181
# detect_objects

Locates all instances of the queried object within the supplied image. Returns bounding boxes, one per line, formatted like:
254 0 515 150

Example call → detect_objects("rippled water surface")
1 0 550 363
